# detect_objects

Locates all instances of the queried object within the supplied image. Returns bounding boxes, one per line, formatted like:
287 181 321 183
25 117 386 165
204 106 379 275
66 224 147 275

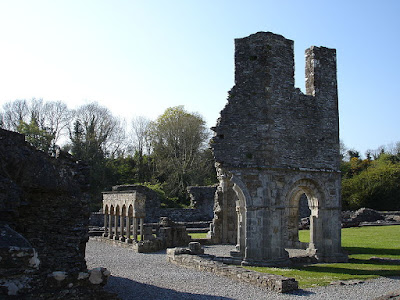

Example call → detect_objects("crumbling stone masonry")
210 32 348 265
187 185 216 220
0 129 116 298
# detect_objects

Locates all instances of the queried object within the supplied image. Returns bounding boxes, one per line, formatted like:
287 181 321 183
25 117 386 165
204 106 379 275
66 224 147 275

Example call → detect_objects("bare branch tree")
131 116 151 156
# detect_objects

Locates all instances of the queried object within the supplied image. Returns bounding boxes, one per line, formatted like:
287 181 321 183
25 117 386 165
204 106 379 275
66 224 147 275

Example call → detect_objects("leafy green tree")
342 154 400 210
16 118 54 152
148 106 215 203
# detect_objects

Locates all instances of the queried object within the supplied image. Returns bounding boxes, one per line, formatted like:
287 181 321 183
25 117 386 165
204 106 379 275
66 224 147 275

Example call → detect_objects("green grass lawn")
189 232 209 239
246 225 400 288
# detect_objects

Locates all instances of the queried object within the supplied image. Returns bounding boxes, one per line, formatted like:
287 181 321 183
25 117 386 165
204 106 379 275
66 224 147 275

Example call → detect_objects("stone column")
119 214 125 242
126 216 132 243
307 213 321 256
114 214 119 240
108 214 113 239
102 213 108 237
139 218 144 241
133 217 138 241
221 175 228 243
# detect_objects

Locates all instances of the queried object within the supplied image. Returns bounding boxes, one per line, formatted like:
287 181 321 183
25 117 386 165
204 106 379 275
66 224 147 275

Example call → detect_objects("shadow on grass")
344 246 400 256
105 276 234 300
346 257 400 266
292 262 400 277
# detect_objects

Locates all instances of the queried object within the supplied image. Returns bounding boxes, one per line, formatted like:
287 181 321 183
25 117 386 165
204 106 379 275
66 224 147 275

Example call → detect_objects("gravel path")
85 239 400 300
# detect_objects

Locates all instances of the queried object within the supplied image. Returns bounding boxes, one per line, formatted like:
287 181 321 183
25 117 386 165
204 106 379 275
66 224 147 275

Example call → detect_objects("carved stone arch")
122 205 127 217
110 205 115 216
128 205 133 217
115 205 120 216
229 174 251 258
285 178 325 249
104 204 109 215
286 178 325 210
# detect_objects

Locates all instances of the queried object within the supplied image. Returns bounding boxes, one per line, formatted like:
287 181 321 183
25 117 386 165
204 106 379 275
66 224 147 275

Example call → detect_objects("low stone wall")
91 236 165 253
159 208 211 222
166 248 298 293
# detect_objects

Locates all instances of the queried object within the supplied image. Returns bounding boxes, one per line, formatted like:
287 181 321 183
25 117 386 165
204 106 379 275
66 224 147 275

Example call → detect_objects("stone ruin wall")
210 32 346 264
90 185 217 226
0 129 115 298
212 32 339 171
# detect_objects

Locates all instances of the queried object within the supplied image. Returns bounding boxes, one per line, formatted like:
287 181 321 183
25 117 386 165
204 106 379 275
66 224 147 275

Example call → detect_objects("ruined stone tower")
210 32 347 265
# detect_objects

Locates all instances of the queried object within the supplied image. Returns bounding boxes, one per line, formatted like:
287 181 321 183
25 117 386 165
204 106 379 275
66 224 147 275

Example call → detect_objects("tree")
342 154 400 210
66 102 127 209
1 99 29 130
131 116 151 183
148 106 214 202
16 118 54 152
68 102 126 159
1 98 71 148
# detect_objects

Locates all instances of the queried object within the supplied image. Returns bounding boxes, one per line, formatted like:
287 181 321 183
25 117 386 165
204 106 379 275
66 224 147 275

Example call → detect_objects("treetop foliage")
341 145 400 211
0 99 217 210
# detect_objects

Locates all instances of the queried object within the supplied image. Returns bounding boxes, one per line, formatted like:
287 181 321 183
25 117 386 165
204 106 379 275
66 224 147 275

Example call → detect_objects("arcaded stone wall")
93 185 216 225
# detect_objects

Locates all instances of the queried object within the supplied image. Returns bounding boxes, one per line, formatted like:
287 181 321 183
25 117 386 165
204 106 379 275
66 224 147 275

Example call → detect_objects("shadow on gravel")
105 276 234 300
285 289 315 296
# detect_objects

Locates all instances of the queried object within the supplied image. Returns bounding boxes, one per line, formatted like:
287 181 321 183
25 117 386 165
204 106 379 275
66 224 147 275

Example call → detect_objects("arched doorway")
286 179 322 254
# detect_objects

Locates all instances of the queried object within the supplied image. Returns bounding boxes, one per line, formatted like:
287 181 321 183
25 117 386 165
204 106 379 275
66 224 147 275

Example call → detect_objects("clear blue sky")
1 0 399 155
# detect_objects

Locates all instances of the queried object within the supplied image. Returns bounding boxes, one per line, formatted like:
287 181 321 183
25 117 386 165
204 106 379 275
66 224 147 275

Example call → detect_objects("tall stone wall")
212 33 339 170
211 32 347 265
0 129 115 298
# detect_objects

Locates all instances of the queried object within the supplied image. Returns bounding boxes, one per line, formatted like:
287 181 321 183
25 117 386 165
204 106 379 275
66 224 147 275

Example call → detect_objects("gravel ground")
85 239 400 300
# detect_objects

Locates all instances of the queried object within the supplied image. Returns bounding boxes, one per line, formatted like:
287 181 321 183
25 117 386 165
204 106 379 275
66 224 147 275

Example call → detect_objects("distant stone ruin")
101 186 191 252
210 32 348 265
0 129 115 298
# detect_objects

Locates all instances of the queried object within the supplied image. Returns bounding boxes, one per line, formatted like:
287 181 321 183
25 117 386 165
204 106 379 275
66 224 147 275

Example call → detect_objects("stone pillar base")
230 250 243 258
125 238 133 244
119 236 126 242
102 233 108 238
241 257 291 267
113 236 120 241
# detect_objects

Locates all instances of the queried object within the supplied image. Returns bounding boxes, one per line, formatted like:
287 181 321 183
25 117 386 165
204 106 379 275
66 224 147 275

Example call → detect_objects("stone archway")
286 179 323 251
229 175 250 259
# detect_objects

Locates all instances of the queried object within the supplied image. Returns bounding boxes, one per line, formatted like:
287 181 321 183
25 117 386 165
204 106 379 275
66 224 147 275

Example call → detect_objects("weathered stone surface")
341 208 388 227
0 128 116 298
96 216 191 253
166 248 298 293
210 32 347 265
187 185 217 220
100 184 214 224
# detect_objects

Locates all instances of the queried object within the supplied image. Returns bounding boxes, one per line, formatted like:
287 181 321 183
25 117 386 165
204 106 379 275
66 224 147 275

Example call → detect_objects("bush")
342 154 400 210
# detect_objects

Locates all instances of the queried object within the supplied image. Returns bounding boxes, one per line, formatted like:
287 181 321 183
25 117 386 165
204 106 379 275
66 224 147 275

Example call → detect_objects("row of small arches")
103 204 134 216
